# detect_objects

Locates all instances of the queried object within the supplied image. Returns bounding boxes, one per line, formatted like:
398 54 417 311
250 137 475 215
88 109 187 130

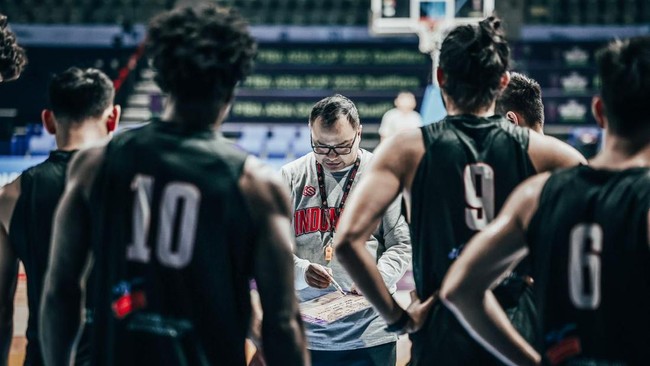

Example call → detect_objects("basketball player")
282 95 411 366
0 67 119 365
440 36 650 366
334 17 586 365
40 4 307 366
496 72 545 134
0 13 26 82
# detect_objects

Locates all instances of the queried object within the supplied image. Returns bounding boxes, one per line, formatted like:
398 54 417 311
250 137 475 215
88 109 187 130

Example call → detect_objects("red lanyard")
315 156 361 237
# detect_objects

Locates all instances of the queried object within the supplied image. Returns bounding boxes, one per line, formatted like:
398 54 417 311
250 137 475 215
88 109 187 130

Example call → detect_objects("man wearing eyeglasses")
280 94 411 366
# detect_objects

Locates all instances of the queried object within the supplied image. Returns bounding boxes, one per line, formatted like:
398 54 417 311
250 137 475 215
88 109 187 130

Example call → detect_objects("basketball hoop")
414 18 450 86
415 18 444 54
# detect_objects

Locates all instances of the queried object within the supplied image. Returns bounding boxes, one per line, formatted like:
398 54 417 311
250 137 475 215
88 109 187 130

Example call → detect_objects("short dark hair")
439 16 510 112
48 67 115 123
146 4 256 104
0 14 27 81
309 94 360 129
496 72 544 127
596 36 650 137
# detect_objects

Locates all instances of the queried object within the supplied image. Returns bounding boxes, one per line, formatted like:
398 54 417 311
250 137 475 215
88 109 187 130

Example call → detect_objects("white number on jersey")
569 223 603 310
126 174 201 269
463 163 495 230
647 209 650 249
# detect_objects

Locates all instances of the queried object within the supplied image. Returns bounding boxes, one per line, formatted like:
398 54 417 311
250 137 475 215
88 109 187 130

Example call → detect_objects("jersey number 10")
126 174 201 269
464 164 495 230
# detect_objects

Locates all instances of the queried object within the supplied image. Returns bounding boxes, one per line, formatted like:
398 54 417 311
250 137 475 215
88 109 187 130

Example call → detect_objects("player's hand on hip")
305 263 332 289
404 290 436 333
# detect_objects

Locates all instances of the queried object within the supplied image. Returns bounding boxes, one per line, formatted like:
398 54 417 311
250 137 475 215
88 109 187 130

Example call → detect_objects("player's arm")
374 196 411 291
528 132 587 172
241 157 308 366
439 173 550 366
0 178 20 365
40 146 105 366
336 129 432 330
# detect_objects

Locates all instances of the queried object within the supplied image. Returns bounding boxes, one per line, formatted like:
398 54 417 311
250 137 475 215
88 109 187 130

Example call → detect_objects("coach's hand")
349 284 363 296
305 263 332 289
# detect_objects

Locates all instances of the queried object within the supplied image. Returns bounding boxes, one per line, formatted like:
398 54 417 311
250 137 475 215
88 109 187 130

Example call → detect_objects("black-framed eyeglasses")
311 132 358 155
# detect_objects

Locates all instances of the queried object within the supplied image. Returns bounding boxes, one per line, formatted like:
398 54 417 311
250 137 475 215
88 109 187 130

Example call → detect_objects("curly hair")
439 16 510 113
0 14 27 82
496 72 544 127
146 4 256 105
48 67 115 123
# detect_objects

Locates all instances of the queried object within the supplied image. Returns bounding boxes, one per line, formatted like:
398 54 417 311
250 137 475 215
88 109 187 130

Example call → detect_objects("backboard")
370 0 496 124
370 0 495 36
452 0 495 24
370 0 415 35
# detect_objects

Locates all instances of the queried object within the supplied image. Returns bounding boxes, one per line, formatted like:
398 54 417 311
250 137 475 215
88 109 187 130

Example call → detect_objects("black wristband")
384 310 410 333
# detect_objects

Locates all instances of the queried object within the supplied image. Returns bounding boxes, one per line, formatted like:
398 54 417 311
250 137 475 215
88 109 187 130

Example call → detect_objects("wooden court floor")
9 266 27 366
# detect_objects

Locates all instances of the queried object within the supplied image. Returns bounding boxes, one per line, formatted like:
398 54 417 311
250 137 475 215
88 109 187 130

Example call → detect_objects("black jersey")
527 166 650 365
409 115 537 365
88 121 257 366
9 150 76 366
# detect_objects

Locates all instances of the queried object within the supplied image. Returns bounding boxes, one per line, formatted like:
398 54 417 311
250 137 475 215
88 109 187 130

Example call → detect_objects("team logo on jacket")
303 185 316 196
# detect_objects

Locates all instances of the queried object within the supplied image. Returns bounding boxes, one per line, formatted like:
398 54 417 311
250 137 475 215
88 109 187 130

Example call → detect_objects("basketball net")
415 18 450 87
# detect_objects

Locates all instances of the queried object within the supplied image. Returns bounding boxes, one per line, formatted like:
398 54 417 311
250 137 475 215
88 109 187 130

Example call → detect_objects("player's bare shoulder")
373 127 426 179
0 175 21 231
66 144 108 200
381 127 425 158
527 131 587 172
239 156 292 219
507 172 553 230
0 175 21 205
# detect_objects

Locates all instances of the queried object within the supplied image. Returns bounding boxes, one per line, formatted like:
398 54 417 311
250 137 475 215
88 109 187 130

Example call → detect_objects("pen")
329 275 346 296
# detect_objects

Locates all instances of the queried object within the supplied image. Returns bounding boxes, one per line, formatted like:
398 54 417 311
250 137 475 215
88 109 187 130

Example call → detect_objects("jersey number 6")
569 223 602 310
126 174 201 269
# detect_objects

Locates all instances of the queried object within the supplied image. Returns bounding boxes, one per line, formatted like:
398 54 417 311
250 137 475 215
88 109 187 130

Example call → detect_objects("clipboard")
299 292 372 325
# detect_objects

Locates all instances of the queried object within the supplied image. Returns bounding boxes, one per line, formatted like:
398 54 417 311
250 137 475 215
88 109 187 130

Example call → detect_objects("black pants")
310 342 397 366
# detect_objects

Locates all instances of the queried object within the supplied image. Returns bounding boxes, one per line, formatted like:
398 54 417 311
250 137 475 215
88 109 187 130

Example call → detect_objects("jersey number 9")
463 163 495 231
